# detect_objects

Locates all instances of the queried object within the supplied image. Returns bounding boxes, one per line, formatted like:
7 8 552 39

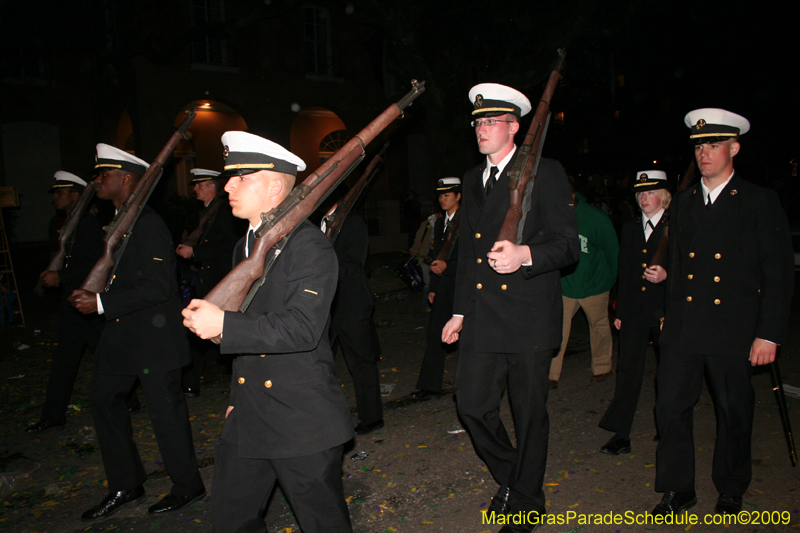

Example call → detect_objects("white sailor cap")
436 177 462 193
49 171 87 193
220 131 306 177
633 170 670 192
469 83 532 118
95 143 150 175
684 108 750 144
190 168 221 184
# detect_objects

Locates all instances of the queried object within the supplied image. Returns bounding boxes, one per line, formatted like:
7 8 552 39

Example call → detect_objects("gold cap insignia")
475 95 483 107
222 145 229 161
438 179 444 186
639 173 648 181
695 118 706 129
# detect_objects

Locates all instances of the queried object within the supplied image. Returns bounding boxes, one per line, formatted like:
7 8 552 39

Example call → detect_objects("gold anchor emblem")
639 173 648 181
475 95 483 107
223 146 229 161
695 118 706 130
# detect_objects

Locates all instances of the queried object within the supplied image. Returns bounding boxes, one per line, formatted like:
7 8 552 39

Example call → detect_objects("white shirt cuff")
96 293 105 315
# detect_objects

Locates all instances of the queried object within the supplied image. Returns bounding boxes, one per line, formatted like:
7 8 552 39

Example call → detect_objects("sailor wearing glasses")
442 83 578 532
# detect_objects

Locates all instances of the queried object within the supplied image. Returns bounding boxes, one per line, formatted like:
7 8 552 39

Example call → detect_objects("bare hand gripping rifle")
80 109 196 292
46 181 98 272
204 80 425 320
324 141 390 243
495 49 566 248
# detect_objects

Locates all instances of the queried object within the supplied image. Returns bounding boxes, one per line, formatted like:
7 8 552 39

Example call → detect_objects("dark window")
191 0 233 67
304 5 335 77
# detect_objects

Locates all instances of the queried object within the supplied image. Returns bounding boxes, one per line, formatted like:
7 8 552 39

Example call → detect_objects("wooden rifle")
46 182 98 271
649 159 696 269
324 142 389 243
434 209 460 262
80 109 196 292
494 49 565 247
203 80 425 326
182 188 227 247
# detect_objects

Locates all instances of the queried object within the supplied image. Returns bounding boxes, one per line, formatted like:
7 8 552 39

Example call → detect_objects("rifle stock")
205 81 425 314
46 182 98 272
80 109 196 292
325 142 389 242
496 49 566 245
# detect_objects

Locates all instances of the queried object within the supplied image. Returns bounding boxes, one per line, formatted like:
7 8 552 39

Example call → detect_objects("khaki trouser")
549 291 613 381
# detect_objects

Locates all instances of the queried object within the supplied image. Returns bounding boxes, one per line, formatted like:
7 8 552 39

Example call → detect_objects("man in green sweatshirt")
549 190 618 388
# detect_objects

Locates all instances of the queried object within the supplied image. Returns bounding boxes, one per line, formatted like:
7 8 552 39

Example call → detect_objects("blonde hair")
637 188 672 210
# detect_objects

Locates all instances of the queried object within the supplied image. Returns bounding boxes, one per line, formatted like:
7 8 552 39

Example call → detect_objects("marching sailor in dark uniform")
325 207 385 435
599 170 670 455
411 177 461 399
652 109 793 516
28 172 105 433
70 144 205 521
176 168 239 396
182 131 353 533
442 83 579 532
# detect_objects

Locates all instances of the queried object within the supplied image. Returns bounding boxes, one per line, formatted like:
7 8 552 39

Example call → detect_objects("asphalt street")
1 251 799 532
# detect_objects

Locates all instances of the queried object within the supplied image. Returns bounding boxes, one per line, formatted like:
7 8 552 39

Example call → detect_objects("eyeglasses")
470 118 514 128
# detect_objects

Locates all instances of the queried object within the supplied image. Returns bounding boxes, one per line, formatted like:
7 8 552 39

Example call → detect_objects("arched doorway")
290 107 346 181
172 100 247 196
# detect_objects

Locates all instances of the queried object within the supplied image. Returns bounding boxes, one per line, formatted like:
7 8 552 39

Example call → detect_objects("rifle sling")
238 228 297 313
104 230 133 291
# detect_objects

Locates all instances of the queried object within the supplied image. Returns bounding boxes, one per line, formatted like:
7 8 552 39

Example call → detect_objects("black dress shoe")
25 419 65 433
600 434 631 455
148 486 206 514
354 419 384 435
652 490 697 516
488 484 510 513
714 494 742 515
81 486 146 521
409 389 440 400
182 387 200 398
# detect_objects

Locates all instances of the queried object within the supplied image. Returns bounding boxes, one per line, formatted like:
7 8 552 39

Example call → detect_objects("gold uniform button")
642 275 646 279
501 284 507 290
715 253 721 259
237 377 245 384
116 318 120 322
641 286 646 291
476 283 483 289
642 249 647 253
689 252 695 258
260 354 265 358
686 296 692 302
264 380 272 388
688 274 694 280
641 263 648 268
714 276 720 282
475 233 481 239
714 299 721 305
477 258 482 264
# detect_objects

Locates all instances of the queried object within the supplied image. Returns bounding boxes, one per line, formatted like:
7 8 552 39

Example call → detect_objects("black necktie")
647 220 655 231
705 193 712 209
485 166 498 196
247 229 255 257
